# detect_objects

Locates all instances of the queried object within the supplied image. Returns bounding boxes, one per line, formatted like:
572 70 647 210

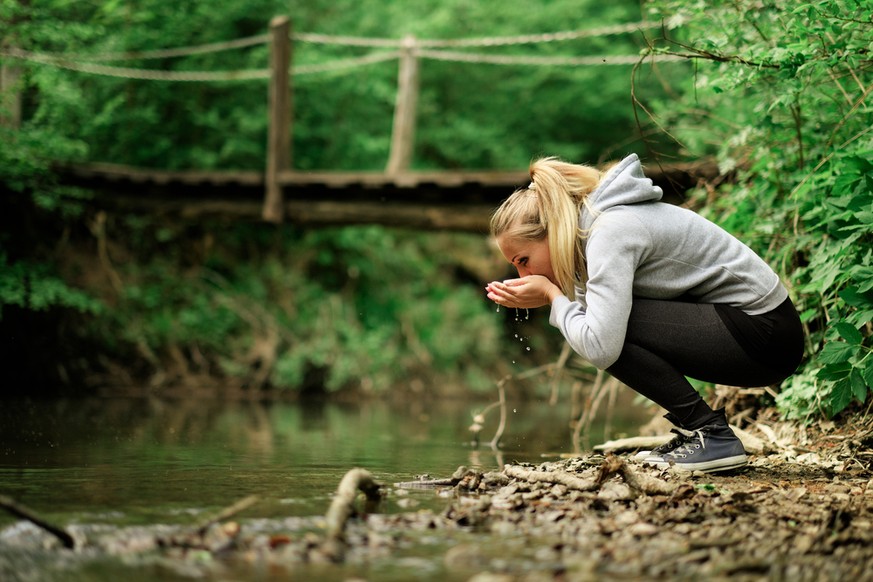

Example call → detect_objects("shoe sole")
644 454 748 473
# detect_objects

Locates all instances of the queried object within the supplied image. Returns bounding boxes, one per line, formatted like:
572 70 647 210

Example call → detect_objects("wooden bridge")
10 16 716 232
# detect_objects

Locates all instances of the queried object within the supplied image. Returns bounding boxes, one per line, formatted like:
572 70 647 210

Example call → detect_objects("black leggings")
606 297 804 430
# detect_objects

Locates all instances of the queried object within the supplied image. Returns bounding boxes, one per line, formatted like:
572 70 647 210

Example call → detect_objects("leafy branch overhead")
642 0 872 418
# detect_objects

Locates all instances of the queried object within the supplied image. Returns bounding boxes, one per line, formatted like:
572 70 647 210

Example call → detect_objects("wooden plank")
277 169 529 189
62 163 263 186
285 200 492 232
89 195 493 232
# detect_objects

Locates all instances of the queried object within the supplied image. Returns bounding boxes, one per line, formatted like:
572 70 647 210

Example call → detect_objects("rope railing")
416 49 685 67
294 20 672 48
1 47 682 82
0 19 683 81
13 33 272 63
1 47 404 81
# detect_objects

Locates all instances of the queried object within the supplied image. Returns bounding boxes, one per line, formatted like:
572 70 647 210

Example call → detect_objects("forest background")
0 0 870 421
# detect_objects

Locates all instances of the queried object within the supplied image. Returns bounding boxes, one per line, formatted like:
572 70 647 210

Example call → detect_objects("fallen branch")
0 495 76 549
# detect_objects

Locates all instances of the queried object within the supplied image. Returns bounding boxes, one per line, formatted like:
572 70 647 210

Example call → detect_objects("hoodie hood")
581 153 663 231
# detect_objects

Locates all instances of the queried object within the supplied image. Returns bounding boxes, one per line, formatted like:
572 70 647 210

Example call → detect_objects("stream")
0 393 649 580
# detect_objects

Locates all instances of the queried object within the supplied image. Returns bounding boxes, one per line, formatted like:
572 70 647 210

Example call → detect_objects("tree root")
505 454 675 497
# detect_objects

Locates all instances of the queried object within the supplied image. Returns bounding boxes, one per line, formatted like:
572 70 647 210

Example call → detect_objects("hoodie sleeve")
548 211 650 369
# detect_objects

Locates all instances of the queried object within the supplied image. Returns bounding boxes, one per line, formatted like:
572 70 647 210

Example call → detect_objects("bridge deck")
59 160 719 232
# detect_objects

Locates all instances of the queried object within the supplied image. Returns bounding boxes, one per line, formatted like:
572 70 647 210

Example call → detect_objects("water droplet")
525 346 531 351
496 306 500 313
525 309 530 320
513 408 517 413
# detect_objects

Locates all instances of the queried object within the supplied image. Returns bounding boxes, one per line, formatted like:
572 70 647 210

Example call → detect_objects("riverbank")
2 408 870 581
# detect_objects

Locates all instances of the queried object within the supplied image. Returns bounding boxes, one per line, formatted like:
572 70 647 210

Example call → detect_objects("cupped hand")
485 275 561 309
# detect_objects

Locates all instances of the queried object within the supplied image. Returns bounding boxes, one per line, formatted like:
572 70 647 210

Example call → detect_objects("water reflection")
0 394 649 527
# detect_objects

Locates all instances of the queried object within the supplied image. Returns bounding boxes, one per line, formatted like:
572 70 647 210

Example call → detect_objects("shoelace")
667 428 707 458
653 427 696 454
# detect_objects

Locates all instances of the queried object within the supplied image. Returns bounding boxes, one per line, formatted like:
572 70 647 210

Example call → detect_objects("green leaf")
832 321 864 345
850 369 868 404
840 287 873 309
863 361 873 389
817 342 857 365
848 310 873 328
827 377 854 416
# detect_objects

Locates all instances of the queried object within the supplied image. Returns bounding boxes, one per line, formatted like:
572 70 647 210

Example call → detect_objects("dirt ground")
2 410 872 582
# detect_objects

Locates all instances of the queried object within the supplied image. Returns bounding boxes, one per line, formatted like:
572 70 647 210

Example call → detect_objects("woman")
486 153 803 473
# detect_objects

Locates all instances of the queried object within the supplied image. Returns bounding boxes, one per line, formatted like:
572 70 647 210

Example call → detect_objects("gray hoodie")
548 153 788 369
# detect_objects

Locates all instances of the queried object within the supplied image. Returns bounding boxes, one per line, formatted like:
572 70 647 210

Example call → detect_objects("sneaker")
631 412 687 460
632 427 696 460
643 423 748 473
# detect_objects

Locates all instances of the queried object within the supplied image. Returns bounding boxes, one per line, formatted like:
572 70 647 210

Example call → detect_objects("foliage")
94 222 508 393
0 123 95 319
643 0 872 418
0 253 102 316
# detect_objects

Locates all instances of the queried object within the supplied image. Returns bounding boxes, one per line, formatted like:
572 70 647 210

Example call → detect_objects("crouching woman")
486 154 803 472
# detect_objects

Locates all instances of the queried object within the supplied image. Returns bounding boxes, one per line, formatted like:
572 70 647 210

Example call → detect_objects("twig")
194 495 258 535
548 342 572 405
490 379 508 450
0 495 76 549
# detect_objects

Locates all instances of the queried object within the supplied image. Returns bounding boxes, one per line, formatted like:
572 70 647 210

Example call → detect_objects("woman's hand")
485 275 562 309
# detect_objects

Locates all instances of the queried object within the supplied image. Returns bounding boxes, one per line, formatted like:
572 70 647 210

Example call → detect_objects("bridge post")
386 35 420 175
263 16 293 223
0 60 22 129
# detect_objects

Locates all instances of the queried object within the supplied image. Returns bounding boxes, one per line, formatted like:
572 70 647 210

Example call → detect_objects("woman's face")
496 234 556 283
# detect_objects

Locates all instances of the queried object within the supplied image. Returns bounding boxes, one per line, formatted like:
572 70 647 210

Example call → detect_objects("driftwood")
0 494 76 549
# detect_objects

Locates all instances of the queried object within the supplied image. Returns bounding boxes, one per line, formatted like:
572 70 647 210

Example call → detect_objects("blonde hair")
490 156 603 300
